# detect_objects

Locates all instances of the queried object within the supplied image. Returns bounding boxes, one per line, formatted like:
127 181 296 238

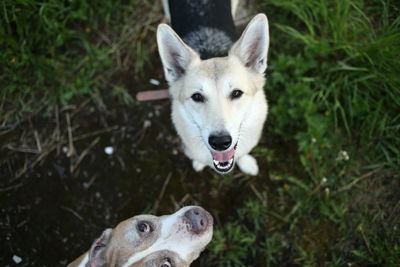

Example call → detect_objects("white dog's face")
70 206 213 267
157 14 269 174
172 56 265 173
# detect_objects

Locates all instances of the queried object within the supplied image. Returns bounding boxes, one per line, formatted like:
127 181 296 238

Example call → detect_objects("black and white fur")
158 0 269 175
164 0 237 59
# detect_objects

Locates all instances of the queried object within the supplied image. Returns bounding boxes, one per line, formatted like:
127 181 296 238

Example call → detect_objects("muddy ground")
0 64 304 266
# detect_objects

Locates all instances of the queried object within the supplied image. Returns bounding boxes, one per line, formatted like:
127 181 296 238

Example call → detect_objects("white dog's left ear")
230 14 269 73
157 24 200 83
88 228 112 267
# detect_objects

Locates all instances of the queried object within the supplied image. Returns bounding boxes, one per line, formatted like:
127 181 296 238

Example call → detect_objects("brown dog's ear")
230 14 270 73
88 228 112 267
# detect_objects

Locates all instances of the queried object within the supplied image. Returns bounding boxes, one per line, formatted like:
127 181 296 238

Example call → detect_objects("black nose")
184 207 209 234
208 133 232 151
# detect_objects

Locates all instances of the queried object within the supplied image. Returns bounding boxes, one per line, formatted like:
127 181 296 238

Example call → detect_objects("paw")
237 154 259 176
192 160 206 172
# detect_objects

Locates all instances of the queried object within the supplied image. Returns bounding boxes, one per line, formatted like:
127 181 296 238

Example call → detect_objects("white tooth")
213 160 219 165
229 158 233 164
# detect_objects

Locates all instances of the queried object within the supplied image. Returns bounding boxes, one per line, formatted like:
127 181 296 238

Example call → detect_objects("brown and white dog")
68 206 213 267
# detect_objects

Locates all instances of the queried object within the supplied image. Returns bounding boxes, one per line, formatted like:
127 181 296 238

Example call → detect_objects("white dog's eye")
160 258 172 267
191 93 205 103
230 89 243 100
137 222 152 233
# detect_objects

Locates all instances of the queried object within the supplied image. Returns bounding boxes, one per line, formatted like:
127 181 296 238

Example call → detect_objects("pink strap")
136 89 170 101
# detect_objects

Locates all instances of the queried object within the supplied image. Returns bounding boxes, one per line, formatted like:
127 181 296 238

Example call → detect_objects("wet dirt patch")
0 67 305 266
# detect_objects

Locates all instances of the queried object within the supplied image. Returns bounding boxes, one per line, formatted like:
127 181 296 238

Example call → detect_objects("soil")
0 65 305 267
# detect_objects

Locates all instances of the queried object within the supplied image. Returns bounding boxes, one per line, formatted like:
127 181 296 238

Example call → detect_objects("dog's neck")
167 0 236 59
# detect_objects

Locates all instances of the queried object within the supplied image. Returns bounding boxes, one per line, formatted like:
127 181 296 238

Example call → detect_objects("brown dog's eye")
230 89 243 100
137 222 152 233
191 93 205 103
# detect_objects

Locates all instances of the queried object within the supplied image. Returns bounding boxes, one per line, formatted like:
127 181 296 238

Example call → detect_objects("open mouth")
211 143 237 173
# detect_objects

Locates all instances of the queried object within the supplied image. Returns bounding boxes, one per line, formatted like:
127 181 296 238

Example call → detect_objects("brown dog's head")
69 206 213 267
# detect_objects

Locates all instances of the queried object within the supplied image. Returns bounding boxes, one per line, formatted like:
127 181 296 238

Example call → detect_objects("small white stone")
104 146 114 155
13 255 22 264
149 79 160 86
143 120 151 128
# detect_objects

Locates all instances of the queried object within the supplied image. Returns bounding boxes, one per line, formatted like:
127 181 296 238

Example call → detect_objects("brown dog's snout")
184 207 211 234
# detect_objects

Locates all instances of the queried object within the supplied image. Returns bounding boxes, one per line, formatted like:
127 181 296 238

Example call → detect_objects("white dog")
67 206 213 267
157 0 269 175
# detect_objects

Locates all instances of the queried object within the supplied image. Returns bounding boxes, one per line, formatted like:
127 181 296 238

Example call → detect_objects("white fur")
158 14 269 176
230 14 270 73
192 160 206 172
237 154 259 175
231 0 239 18
122 206 212 266
77 254 88 267
183 27 233 57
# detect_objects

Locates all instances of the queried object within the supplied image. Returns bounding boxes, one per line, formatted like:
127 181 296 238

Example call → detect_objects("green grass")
205 0 400 265
267 0 400 172
1 0 156 121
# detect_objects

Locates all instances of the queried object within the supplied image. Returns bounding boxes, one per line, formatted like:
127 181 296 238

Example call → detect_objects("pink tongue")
211 147 235 162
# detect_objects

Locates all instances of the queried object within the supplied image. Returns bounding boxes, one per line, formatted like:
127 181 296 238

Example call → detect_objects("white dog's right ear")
157 24 199 82
88 228 112 267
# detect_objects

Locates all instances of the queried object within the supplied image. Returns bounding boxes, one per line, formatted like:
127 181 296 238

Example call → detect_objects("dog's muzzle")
210 143 237 173
208 132 237 173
